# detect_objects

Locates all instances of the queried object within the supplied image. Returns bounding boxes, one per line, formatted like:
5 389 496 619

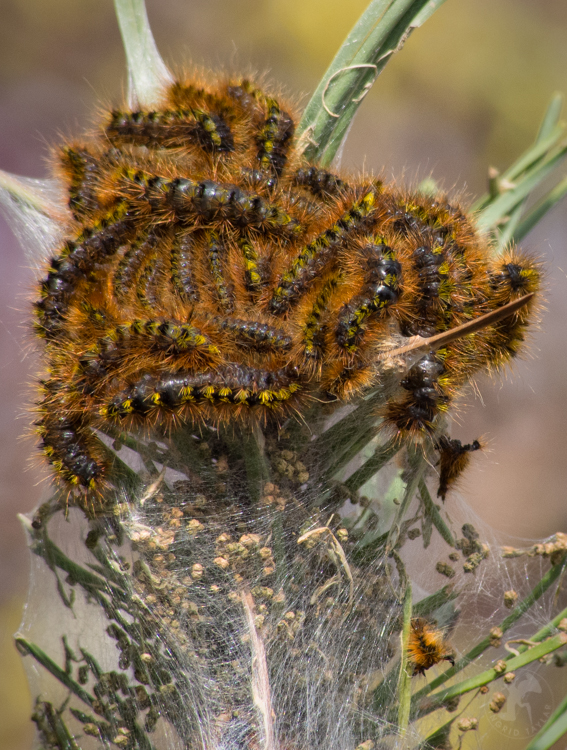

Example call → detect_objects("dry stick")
297 526 355 612
383 293 533 360
241 588 276 750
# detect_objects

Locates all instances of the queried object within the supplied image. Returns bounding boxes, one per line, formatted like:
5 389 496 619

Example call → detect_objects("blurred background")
0 0 566 747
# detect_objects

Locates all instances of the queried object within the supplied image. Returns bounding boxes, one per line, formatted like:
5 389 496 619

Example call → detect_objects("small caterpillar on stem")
407 617 456 676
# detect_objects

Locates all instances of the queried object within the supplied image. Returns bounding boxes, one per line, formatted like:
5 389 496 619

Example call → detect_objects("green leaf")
537 92 565 142
114 0 173 108
471 96 565 214
475 143 567 234
15 638 96 708
512 173 567 242
297 0 448 167
472 92 567 245
418 480 456 548
495 93 565 247
524 691 567 750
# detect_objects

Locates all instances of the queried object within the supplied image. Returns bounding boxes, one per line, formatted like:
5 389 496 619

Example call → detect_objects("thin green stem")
476 144 567 232
385 450 426 552
512 173 567 242
16 638 96 708
413 585 458 618
536 92 565 142
532 607 567 644
345 437 400 493
495 201 524 250
309 388 384 468
494 92 566 248
471 91 565 214
320 423 379 484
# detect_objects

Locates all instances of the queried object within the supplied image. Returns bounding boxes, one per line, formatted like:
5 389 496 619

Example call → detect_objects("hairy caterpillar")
407 617 455 675
32 75 540 500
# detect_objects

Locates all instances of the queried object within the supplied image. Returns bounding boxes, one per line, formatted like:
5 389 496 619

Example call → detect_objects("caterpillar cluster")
33 74 540 499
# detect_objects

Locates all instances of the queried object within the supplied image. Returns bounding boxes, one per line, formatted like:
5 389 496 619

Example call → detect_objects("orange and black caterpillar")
33 75 540 497
436 435 482 501
407 617 455 675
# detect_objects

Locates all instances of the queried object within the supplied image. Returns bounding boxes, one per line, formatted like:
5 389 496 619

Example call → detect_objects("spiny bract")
33 74 540 500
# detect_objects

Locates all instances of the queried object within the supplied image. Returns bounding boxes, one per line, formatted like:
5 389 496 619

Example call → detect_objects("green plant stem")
345 437 400 492
471 92 565 214
494 93 565 248
475 144 567 233
386 450 426 552
413 585 458 618
396 566 412 734
320 423 380 484
30 531 128 601
527 604 567 648
310 388 385 471
537 92 565 142
114 0 173 108
239 427 271 503
425 633 567 708
512 173 567 242
34 702 82 750
495 201 524 249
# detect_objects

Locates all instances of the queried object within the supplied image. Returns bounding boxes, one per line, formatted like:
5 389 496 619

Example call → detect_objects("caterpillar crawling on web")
33 73 540 502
